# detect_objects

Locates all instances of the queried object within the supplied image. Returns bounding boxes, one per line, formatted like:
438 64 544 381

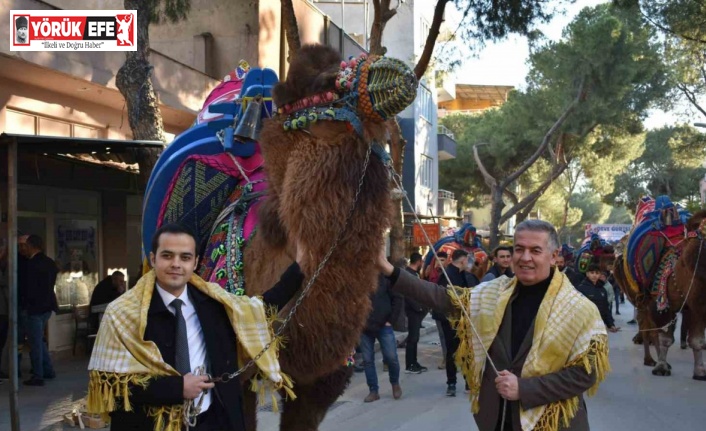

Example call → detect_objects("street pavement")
3 302 706 430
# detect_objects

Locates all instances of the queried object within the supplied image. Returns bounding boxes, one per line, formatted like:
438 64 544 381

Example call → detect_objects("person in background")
576 265 620 333
481 246 514 282
89 271 127 330
404 252 428 374
21 235 58 386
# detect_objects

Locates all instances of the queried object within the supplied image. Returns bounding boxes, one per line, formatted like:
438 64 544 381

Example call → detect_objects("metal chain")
387 164 507 431
639 238 703 334
207 143 374 384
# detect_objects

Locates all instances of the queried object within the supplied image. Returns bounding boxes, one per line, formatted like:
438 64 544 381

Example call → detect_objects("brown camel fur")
241 45 401 430
650 210 706 380
612 253 657 367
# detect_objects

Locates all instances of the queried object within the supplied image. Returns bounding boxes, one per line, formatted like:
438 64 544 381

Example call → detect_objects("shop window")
5 110 37 134
38 117 71 137
54 219 99 309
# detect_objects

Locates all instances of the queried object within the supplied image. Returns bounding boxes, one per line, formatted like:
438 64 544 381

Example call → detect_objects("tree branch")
502 76 586 188
638 7 706 44
413 0 450 80
281 0 301 61
473 143 498 189
369 0 397 56
503 188 519 205
677 83 706 118
499 162 569 225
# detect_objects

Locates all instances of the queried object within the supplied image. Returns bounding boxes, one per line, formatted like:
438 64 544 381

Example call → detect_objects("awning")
0 133 164 173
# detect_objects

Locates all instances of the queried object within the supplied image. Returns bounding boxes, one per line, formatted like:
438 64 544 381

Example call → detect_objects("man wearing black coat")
438 249 478 397
360 273 404 403
575 264 620 333
103 224 304 431
403 252 428 374
21 235 58 386
89 271 126 330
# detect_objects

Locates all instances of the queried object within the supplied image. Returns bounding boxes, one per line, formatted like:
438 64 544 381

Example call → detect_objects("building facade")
0 0 361 359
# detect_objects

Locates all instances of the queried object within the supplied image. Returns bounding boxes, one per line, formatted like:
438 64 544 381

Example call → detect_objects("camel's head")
686 210 706 237
273 45 417 135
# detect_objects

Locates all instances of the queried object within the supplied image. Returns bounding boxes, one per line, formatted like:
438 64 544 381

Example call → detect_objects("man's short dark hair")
111 271 125 279
492 245 512 258
409 252 422 265
151 224 199 254
437 251 448 259
451 249 468 262
26 234 43 251
587 264 601 273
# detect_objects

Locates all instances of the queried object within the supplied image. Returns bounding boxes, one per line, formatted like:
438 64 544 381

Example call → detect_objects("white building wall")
315 0 440 217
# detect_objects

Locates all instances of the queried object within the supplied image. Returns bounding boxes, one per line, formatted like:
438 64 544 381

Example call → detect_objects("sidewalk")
0 316 440 431
0 354 90 431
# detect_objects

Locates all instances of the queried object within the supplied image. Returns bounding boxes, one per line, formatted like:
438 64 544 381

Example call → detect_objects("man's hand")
608 326 621 333
495 370 520 401
183 373 214 400
375 246 394 276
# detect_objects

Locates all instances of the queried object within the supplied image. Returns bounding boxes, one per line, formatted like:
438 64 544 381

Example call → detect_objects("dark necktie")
171 298 191 375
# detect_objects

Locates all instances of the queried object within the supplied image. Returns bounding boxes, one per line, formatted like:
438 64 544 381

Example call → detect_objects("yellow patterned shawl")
451 270 610 431
87 270 295 431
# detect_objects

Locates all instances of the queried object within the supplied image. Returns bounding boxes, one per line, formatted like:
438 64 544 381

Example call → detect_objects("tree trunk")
117 0 166 189
413 0 449 80
387 119 406 262
281 0 301 62
488 187 505 250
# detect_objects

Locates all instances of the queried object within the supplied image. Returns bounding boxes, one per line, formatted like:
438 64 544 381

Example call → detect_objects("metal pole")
7 138 20 431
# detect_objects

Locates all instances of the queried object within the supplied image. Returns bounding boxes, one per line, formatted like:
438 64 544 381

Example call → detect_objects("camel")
649 210 706 380
238 45 417 429
143 44 417 430
612 252 657 366
614 211 706 380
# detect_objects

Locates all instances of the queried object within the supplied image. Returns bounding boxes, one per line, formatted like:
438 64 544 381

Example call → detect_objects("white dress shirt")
156 284 211 412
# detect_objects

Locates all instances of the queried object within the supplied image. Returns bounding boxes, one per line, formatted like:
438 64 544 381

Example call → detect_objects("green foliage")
452 0 573 47
614 1 706 116
146 0 191 24
440 3 670 214
608 125 706 209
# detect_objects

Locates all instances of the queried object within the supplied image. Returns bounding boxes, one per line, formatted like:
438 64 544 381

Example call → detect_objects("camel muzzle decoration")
143 44 418 430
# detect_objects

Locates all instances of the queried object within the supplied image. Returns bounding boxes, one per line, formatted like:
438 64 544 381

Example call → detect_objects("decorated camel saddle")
625 195 691 311
142 51 417 294
574 233 615 274
422 223 487 280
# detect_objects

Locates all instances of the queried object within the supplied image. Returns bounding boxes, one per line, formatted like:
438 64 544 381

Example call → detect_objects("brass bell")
234 96 263 141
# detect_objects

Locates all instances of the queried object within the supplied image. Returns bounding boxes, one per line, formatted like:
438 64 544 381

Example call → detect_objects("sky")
445 0 700 130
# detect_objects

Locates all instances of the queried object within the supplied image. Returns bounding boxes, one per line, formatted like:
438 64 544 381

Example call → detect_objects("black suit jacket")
22 252 58 314
110 263 303 431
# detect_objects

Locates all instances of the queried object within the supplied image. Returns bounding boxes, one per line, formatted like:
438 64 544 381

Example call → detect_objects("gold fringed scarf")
450 270 610 431
87 270 296 431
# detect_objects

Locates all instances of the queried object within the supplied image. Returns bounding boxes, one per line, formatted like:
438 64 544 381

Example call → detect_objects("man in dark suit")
21 235 58 386
378 221 608 431
106 224 304 431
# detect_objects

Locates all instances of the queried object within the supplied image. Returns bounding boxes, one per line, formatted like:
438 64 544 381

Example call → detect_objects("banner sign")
413 223 440 247
584 223 631 242
10 10 137 51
